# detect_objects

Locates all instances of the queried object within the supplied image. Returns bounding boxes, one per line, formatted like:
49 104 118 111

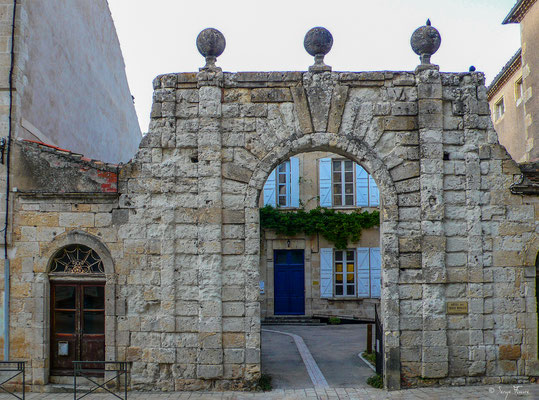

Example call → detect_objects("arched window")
50 244 104 274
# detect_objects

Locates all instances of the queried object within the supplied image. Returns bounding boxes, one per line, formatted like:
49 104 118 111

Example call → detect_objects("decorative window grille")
50 244 104 274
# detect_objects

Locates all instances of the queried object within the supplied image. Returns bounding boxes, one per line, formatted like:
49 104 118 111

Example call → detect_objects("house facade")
0 0 141 365
487 0 539 163
259 152 381 321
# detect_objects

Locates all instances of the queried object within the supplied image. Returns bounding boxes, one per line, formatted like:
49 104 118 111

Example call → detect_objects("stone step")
262 317 325 326
46 383 124 393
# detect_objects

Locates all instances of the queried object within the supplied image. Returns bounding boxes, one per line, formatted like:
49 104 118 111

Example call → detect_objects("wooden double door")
50 282 105 375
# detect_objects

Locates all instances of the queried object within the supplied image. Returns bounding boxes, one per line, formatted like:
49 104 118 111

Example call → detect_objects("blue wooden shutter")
357 248 370 297
319 158 332 207
290 157 300 208
320 248 333 298
356 164 369 207
370 248 381 298
263 169 276 207
369 175 380 207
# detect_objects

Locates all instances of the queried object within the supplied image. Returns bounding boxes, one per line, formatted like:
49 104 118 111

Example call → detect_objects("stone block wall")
6 66 539 391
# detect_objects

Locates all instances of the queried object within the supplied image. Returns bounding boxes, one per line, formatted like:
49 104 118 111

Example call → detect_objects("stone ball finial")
410 19 441 65
196 28 226 71
304 27 333 72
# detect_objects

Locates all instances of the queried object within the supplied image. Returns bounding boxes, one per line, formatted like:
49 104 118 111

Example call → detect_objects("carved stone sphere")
196 28 226 58
304 27 333 56
410 23 441 57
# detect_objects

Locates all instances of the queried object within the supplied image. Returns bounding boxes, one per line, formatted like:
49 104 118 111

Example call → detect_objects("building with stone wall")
0 0 141 361
259 151 381 321
2 23 539 392
488 0 539 163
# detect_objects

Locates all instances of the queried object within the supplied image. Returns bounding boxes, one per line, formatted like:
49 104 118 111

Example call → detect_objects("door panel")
274 250 305 315
81 285 105 370
51 282 105 375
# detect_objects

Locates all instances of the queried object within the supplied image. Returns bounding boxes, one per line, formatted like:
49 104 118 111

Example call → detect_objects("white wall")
20 0 141 163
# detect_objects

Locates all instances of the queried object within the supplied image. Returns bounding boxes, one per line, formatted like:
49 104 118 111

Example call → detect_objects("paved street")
262 324 372 389
0 323 537 398
0 384 538 399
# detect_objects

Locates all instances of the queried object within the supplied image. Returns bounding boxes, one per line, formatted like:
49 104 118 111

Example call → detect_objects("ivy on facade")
260 206 380 249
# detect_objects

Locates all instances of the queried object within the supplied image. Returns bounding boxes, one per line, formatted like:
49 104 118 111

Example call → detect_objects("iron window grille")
50 244 104 274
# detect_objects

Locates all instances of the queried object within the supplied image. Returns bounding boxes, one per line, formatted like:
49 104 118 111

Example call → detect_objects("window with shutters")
332 160 355 206
319 158 379 208
334 250 356 296
320 247 381 299
263 157 300 208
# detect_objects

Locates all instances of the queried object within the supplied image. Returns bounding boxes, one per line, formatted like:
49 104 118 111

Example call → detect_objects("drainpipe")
3 259 8 360
3 0 18 361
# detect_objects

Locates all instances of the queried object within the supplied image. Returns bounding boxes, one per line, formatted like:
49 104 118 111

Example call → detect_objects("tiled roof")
21 139 119 171
503 0 537 24
487 49 522 100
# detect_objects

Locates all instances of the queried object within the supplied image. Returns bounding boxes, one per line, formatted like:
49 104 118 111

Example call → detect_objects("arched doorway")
258 150 382 388
49 244 106 376
244 133 400 389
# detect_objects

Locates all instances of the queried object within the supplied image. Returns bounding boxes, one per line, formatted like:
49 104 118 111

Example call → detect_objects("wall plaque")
447 301 468 314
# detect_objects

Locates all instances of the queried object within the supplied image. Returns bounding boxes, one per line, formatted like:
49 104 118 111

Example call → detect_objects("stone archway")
244 132 401 387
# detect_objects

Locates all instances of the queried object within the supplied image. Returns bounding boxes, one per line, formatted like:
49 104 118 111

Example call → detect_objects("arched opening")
32 231 116 385
49 244 106 378
259 151 381 388
243 134 400 389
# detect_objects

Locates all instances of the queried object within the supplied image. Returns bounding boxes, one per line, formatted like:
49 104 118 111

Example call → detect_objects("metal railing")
374 304 383 376
0 361 25 400
73 361 128 400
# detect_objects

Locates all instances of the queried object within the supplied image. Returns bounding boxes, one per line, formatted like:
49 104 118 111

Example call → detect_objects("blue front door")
274 250 305 315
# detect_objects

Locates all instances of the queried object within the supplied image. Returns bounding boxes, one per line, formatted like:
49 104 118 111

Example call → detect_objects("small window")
332 160 355 207
334 250 356 297
515 78 523 104
495 97 505 121
263 157 300 208
277 161 291 207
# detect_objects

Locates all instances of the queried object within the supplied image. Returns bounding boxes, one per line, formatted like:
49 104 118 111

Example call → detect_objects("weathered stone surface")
290 86 313 134
250 88 292 103
8 68 537 393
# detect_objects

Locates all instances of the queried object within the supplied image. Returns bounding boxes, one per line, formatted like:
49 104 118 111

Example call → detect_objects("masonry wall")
6 67 539 391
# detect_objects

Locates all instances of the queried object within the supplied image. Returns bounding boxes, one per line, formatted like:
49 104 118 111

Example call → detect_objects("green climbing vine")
260 205 380 249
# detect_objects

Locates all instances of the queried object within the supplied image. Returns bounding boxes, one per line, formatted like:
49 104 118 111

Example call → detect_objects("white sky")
108 0 521 133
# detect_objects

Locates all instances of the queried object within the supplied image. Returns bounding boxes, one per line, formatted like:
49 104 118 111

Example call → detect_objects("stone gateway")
7 24 539 391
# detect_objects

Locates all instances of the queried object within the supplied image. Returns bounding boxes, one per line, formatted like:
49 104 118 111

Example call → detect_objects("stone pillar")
416 65 449 378
196 71 224 380
461 73 489 378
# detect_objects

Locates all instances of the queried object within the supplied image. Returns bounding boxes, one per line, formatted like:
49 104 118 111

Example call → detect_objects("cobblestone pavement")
0 384 538 399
